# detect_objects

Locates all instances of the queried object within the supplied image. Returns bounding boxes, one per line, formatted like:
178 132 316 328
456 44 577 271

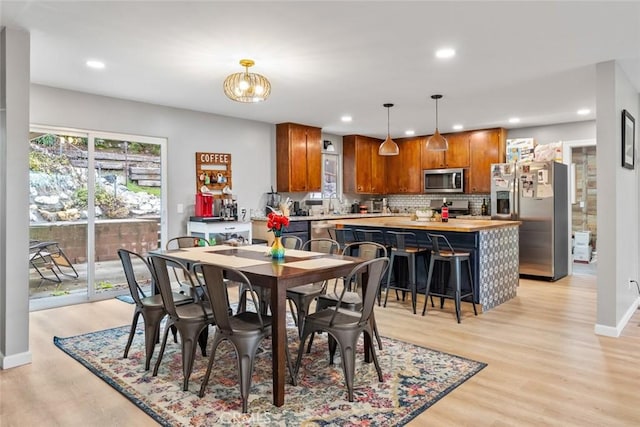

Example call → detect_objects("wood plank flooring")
1 272 639 426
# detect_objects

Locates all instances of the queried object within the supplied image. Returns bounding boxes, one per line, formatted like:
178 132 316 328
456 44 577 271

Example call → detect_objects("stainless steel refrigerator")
490 161 568 280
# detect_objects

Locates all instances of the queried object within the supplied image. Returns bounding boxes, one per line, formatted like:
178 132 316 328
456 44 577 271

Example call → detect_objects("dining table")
154 243 365 407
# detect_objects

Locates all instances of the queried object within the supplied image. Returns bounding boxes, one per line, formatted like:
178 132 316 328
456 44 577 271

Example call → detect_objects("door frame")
29 124 168 310
562 138 596 276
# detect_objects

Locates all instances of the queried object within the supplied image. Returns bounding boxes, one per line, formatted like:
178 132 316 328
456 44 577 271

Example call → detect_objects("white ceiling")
2 1 640 139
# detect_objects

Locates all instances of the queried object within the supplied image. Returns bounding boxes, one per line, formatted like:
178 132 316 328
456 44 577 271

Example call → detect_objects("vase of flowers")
267 211 290 260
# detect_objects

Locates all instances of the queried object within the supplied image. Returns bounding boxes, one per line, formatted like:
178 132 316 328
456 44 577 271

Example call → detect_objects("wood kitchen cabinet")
276 123 322 192
386 137 423 193
343 135 386 194
468 128 506 193
421 132 470 169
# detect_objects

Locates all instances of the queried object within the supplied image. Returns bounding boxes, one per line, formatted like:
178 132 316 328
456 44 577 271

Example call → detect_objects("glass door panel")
29 131 89 302
91 136 162 297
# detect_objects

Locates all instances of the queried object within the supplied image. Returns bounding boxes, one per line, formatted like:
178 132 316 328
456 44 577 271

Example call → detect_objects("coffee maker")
220 197 238 221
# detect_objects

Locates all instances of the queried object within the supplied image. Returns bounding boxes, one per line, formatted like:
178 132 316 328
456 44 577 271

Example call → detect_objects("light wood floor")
1 272 639 426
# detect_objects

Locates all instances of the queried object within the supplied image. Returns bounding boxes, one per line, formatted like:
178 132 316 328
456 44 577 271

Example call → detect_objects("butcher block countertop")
329 216 521 232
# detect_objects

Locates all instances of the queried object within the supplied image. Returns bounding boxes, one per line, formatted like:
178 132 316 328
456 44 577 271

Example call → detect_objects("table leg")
271 284 286 406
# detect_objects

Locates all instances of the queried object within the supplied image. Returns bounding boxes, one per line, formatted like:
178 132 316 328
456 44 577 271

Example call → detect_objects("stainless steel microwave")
423 168 464 193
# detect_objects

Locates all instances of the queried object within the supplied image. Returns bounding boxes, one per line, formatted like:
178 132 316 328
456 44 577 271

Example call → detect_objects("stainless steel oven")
423 168 464 193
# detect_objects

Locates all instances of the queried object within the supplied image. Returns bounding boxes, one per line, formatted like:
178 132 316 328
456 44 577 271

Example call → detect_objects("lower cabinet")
251 219 309 245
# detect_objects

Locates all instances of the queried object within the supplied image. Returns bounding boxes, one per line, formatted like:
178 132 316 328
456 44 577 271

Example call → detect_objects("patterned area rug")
54 324 486 426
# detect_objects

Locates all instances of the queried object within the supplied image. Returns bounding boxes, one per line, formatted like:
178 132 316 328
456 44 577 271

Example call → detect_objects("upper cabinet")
421 132 470 169
276 123 322 192
343 135 386 194
468 128 506 193
386 137 423 194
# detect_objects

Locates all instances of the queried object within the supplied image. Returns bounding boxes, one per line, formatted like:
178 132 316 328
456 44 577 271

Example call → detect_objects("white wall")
507 120 595 144
30 85 276 239
0 27 32 369
595 60 640 336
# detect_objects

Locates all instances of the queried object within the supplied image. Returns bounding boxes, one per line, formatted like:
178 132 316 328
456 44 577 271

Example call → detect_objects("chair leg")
467 259 478 316
152 321 173 376
422 257 436 316
372 315 383 350
180 325 207 391
383 253 396 307
199 334 223 397
235 335 263 413
451 259 462 323
288 298 299 326
142 310 166 371
365 326 384 382
123 310 141 359
409 254 417 314
334 330 359 402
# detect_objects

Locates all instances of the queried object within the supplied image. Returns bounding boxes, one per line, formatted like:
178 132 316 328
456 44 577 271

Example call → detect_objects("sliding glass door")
28 126 167 309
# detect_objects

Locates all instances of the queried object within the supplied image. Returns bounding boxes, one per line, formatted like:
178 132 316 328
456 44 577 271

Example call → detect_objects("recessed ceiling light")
508 117 521 124
405 130 415 136
341 115 352 123
452 124 464 131
86 60 105 69
577 109 591 116
435 48 456 59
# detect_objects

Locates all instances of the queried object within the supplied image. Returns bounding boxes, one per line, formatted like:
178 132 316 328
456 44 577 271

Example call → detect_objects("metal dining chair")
118 249 192 370
148 254 214 391
294 257 389 402
286 238 340 337
195 263 295 412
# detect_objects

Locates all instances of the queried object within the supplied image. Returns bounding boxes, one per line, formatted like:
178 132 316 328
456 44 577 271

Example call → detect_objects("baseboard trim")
594 297 640 337
0 350 33 369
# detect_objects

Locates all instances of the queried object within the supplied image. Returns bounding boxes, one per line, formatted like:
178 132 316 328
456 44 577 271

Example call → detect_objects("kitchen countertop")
251 213 401 222
328 216 520 232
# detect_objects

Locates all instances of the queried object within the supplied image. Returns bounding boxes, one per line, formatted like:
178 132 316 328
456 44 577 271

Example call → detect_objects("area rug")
54 324 486 426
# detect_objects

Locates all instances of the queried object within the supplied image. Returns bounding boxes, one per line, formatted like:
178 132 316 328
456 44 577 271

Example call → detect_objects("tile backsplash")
386 194 491 215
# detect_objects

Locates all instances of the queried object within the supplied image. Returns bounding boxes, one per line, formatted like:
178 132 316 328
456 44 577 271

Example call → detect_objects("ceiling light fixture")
509 117 521 124
86 60 105 69
223 59 271 103
425 94 448 151
405 130 415 136
341 115 353 122
577 108 591 116
452 124 464 131
378 103 399 156
435 48 456 59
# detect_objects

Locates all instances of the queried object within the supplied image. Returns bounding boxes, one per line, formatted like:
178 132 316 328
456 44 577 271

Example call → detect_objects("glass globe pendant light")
223 59 271 103
378 103 399 156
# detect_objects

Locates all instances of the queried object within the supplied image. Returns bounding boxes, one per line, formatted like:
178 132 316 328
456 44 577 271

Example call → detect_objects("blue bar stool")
383 231 428 314
422 233 478 323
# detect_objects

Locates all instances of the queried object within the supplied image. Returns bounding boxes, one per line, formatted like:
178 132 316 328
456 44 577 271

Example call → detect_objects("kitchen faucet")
328 192 340 213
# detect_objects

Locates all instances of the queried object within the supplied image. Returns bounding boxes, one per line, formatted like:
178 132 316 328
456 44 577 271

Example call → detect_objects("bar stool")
383 231 428 314
422 233 478 323
328 227 357 251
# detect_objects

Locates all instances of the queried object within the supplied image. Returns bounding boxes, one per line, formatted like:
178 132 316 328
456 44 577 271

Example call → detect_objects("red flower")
266 212 289 236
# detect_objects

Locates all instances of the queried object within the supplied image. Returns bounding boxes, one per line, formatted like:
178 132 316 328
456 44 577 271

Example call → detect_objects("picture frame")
622 109 635 169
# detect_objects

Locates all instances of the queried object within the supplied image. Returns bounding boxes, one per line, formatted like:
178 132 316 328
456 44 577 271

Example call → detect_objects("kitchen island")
329 217 521 311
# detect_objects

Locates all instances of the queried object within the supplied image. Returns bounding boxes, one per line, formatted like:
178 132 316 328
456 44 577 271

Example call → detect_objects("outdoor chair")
148 254 214 391
29 240 79 283
195 263 296 412
118 249 192 370
294 257 389 402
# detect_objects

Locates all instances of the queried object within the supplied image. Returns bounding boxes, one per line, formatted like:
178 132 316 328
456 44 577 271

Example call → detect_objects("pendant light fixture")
223 59 271 103
426 94 448 151
378 103 399 156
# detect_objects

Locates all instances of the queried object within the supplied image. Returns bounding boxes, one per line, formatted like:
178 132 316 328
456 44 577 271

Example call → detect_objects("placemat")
170 251 270 268
285 258 355 269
